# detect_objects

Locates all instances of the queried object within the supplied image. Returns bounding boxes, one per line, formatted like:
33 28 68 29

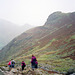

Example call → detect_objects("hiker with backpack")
21 61 26 71
8 59 12 71
31 55 38 71
11 59 16 68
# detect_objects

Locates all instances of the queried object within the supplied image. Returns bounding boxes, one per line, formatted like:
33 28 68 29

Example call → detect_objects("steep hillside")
0 11 75 72
0 19 34 49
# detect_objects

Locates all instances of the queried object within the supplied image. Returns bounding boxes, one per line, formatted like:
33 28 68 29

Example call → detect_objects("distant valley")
0 19 34 49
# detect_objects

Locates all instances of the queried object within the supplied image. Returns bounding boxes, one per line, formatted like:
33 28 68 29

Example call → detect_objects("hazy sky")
0 0 75 26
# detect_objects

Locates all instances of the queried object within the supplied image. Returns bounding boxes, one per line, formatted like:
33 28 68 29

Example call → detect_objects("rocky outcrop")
0 65 66 75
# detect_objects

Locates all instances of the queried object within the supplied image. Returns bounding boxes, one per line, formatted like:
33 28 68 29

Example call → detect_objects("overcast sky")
0 0 75 26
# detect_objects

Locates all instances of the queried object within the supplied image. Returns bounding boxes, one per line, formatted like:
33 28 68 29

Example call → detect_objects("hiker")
11 59 16 68
31 55 38 71
21 61 26 71
8 59 12 71
35 60 38 68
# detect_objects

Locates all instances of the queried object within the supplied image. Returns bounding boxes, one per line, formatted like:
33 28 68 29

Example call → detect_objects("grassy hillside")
0 11 75 72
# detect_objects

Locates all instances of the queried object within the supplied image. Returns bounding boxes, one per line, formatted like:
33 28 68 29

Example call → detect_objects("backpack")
22 63 26 67
11 61 15 64
33 58 36 61
32 58 36 65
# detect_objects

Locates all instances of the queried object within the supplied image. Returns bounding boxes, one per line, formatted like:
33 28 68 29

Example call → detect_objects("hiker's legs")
35 64 38 68
12 64 14 68
22 66 24 71
8 65 11 71
31 64 35 71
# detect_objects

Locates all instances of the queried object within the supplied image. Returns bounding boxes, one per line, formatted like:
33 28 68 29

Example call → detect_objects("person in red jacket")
8 59 12 71
21 61 26 71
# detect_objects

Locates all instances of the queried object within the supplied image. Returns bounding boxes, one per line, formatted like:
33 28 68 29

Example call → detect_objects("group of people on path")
8 55 38 71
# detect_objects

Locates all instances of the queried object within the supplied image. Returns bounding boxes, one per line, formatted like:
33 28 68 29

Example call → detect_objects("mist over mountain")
0 19 34 49
0 11 75 72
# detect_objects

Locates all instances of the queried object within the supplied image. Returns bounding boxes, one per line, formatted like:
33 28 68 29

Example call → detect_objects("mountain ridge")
0 11 75 72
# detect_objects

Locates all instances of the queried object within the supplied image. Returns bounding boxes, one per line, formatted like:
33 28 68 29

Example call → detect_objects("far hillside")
0 19 34 49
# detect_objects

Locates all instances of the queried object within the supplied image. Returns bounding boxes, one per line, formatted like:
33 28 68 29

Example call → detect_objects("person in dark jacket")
31 55 38 71
11 59 16 68
21 61 26 71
